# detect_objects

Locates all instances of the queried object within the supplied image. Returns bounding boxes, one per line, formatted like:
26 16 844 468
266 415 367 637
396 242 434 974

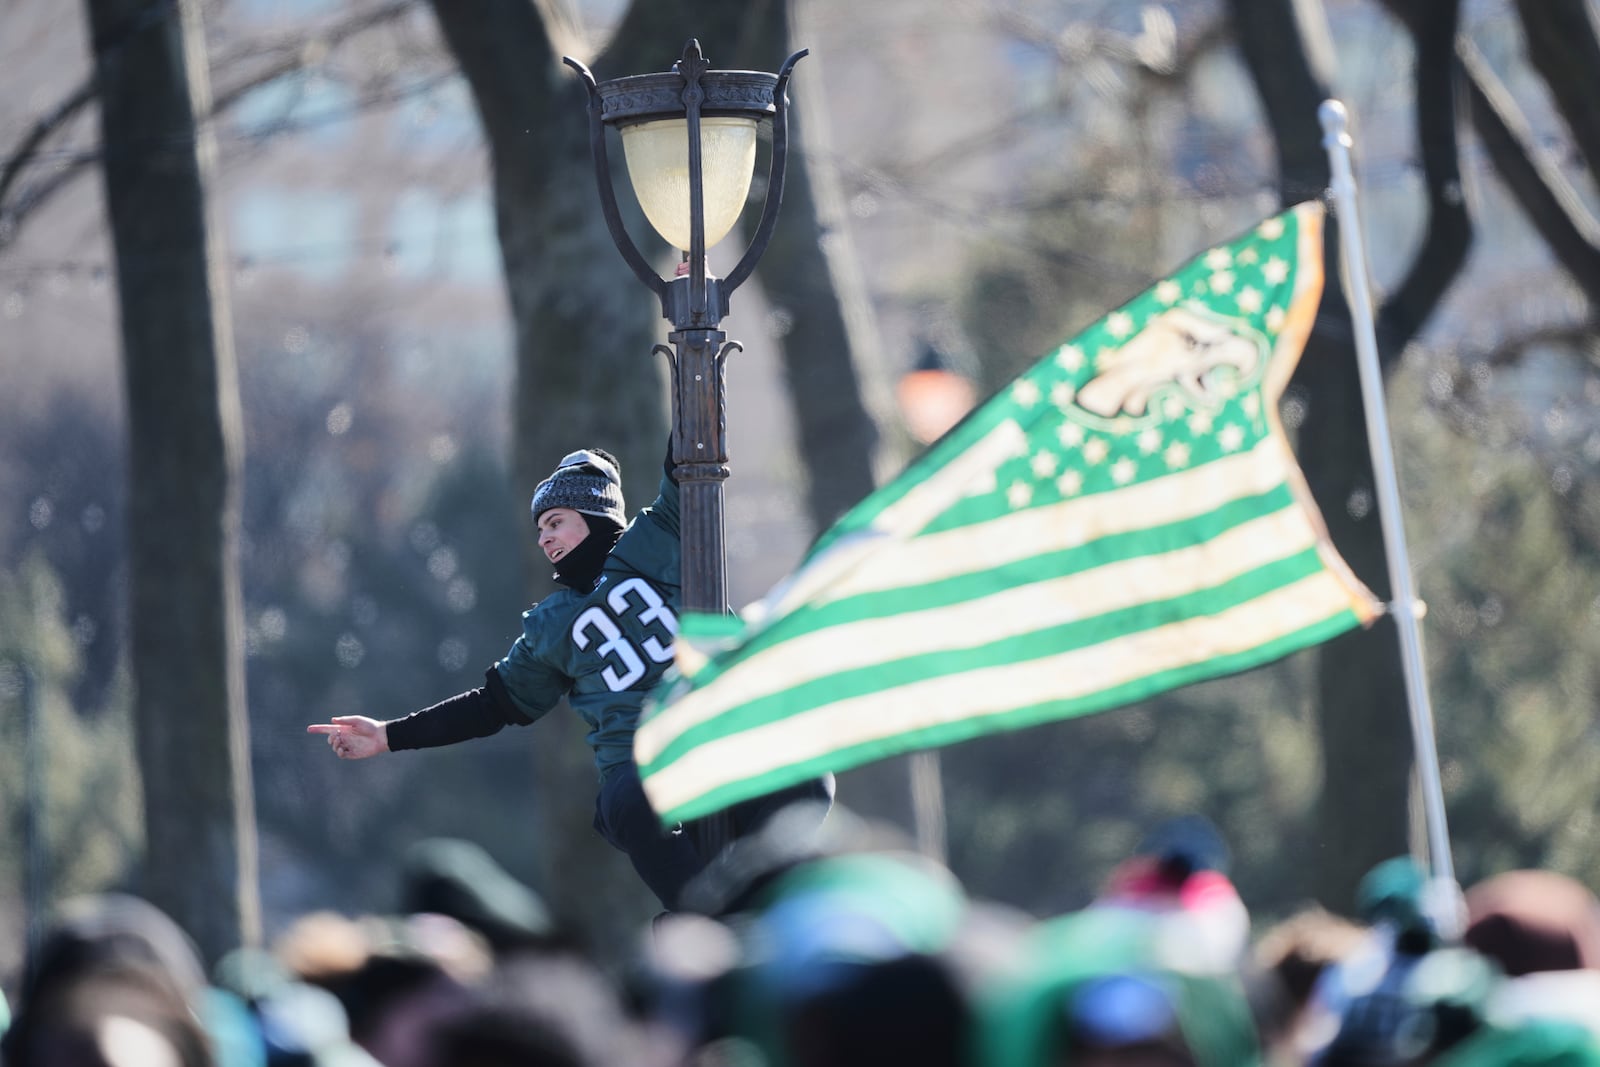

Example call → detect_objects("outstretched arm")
307 668 539 761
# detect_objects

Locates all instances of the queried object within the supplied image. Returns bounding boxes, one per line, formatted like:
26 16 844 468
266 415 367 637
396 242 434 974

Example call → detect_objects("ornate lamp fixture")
565 40 806 615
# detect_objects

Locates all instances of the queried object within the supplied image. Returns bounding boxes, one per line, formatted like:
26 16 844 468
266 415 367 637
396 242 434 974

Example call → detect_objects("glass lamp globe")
619 116 760 252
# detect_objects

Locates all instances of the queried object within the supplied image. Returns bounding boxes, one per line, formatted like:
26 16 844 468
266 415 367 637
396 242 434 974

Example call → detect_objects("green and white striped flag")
637 201 1381 823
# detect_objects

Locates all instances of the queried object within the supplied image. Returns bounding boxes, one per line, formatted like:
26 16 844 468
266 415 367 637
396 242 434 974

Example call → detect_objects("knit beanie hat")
531 448 625 527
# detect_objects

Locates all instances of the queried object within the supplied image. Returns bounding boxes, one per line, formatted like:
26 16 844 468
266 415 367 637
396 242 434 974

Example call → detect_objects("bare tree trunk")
428 0 667 935
1227 0 1470 912
83 0 258 964
731 0 886 532
427 0 668 519
1456 38 1600 307
1513 0 1600 182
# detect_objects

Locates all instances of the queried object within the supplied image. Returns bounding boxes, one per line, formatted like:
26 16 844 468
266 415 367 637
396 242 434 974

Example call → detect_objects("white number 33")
571 578 678 692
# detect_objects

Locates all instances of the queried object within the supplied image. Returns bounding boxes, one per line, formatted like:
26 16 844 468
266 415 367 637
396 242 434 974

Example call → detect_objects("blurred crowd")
4 804 1600 1067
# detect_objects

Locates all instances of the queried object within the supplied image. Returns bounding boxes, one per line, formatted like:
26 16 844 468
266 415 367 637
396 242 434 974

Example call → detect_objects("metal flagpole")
1318 99 1460 933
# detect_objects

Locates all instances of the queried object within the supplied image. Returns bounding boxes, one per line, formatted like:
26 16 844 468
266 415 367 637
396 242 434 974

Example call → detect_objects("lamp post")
564 39 806 619
565 41 805 857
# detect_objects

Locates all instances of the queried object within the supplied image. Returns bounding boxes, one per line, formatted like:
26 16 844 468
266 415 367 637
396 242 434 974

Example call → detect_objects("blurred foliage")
1390 360 1600 891
226 310 618 934
0 554 141 962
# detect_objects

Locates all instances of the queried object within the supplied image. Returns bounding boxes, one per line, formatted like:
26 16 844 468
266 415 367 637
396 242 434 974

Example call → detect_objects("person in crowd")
0 893 218 1067
1307 857 1499 1067
273 910 488 1067
425 953 665 1067
1454 870 1600 1046
1250 905 1369 1065
740 848 976 1067
975 905 1262 1067
1091 815 1252 974
633 803 997 1067
399 837 564 958
211 943 385 1067
308 446 831 912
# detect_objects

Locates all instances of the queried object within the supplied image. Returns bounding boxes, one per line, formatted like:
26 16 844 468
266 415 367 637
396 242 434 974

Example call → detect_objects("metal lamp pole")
565 40 806 852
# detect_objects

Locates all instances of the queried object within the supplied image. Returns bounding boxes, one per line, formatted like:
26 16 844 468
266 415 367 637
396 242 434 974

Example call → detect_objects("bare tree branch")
982 7 1228 84
0 81 96 227
1373 0 1472 353
0 0 420 253
1478 321 1597 368
1513 0 1600 182
1457 35 1600 306
209 0 423 114
1226 0 1336 205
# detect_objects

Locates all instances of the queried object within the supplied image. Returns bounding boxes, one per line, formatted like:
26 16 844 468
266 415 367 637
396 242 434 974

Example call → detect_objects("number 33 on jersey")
571 576 679 692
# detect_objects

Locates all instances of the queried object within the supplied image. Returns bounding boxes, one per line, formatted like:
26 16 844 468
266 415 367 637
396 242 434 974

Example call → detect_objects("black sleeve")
386 667 536 751
664 435 678 484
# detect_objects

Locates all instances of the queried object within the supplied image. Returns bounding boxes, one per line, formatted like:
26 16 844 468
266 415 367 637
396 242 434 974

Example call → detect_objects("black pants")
594 761 834 911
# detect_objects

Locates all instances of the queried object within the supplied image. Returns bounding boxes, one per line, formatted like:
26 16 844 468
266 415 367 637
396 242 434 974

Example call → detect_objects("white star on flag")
1218 424 1246 452
1056 345 1085 372
1012 379 1042 408
1164 441 1192 468
1107 312 1134 338
1031 450 1059 478
1007 480 1033 508
1205 248 1232 269
1083 437 1110 465
1051 382 1076 410
1209 270 1235 294
1055 468 1083 496
1058 421 1085 447
1111 456 1138 484
1263 257 1289 285
1156 280 1181 304
1257 216 1285 239
1137 428 1163 454
1237 286 1263 314
1266 306 1286 332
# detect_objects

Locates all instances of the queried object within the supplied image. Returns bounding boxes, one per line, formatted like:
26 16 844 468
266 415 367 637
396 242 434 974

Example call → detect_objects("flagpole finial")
1318 99 1351 149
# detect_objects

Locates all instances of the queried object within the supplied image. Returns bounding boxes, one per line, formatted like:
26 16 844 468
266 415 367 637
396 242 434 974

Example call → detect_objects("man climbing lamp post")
564 39 807 855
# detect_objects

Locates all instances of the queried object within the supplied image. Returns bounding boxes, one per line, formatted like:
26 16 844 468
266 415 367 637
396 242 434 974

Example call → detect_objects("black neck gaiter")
552 518 624 591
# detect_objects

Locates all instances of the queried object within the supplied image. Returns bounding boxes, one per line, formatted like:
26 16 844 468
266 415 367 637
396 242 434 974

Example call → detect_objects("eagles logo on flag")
636 201 1380 824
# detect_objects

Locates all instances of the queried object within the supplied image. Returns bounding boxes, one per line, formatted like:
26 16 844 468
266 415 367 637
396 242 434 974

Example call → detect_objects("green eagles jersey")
493 473 681 779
